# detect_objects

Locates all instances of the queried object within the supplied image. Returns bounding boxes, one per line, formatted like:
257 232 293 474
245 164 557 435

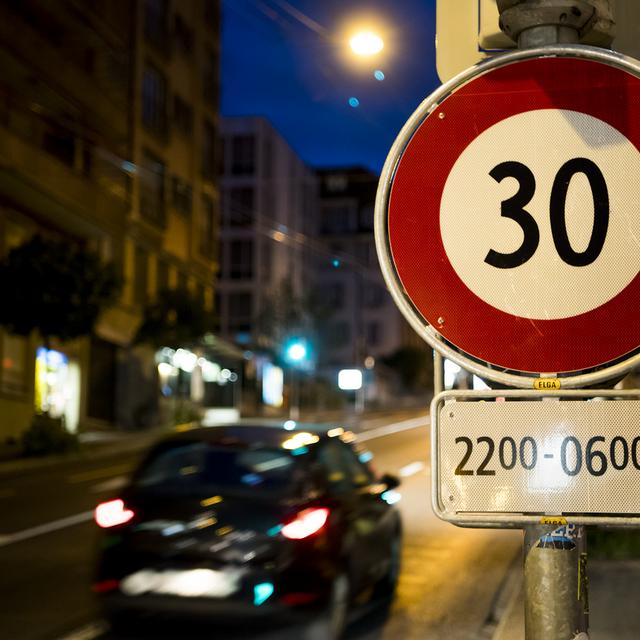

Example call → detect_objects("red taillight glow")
95 499 134 528
92 579 120 593
281 507 330 540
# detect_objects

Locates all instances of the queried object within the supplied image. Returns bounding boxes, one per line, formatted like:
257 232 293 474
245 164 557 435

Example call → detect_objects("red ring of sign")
389 56 640 374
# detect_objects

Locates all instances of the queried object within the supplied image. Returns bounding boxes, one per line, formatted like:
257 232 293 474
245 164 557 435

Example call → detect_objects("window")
42 124 75 166
228 292 252 322
366 321 380 347
322 283 344 307
321 203 356 234
134 246 148 306
228 292 252 334
359 204 375 231
144 0 168 48
1 332 27 394
203 47 219 108
230 240 253 280
174 14 193 55
157 258 169 293
139 150 165 225
328 321 350 348
364 284 387 309
260 241 272 282
202 120 217 181
173 95 193 136
200 195 218 260
317 441 372 494
204 1 219 31
171 176 192 215
142 65 167 135
231 135 255 175
227 187 254 227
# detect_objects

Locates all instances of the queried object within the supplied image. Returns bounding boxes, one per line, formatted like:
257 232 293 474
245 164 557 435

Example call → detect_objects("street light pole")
495 3 613 638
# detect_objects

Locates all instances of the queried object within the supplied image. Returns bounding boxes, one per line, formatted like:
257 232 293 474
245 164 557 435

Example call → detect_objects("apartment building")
0 0 224 439
217 116 316 348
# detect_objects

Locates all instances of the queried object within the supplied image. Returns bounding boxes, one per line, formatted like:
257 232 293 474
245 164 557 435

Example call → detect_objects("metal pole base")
524 524 589 640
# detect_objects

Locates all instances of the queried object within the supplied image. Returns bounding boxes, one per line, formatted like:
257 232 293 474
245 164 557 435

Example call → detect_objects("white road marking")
67 463 132 484
357 416 429 442
399 461 426 477
0 510 93 548
56 621 108 640
0 415 428 550
91 475 127 493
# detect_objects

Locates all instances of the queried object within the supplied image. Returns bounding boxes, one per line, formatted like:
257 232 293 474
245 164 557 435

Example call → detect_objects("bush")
21 414 78 457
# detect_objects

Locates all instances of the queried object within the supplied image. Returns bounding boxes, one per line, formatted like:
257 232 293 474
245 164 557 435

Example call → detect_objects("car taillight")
281 507 330 540
95 498 134 528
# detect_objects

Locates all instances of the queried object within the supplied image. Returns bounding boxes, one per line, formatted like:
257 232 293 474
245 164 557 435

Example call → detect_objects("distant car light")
281 508 330 540
95 499 134 528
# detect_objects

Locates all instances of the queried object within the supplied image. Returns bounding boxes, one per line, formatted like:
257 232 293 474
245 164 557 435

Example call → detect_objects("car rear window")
135 442 301 496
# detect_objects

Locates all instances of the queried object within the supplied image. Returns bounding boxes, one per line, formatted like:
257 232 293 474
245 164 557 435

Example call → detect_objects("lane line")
57 621 108 640
67 463 133 484
399 461 426 477
0 510 93 548
357 415 429 442
91 475 128 493
1 415 429 550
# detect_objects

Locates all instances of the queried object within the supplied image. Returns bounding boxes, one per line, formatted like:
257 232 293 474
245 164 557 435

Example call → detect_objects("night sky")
221 0 439 174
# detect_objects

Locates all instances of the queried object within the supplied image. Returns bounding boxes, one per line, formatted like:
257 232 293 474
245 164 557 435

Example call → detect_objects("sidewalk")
493 559 640 639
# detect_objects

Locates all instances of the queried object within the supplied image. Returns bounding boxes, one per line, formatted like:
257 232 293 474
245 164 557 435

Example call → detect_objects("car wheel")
305 572 350 640
374 531 402 599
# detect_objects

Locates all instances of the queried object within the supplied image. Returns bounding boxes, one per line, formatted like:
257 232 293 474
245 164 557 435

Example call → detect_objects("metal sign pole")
496 2 612 638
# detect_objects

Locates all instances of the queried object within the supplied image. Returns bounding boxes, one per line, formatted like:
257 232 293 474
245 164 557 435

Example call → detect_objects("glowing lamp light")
95 499 134 528
281 508 330 540
338 369 363 390
349 31 384 56
286 342 307 362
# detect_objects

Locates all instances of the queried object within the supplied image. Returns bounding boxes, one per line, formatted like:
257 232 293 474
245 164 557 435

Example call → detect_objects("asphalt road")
0 411 521 640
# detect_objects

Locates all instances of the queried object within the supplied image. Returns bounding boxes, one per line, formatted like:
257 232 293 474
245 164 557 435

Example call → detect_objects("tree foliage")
0 234 121 342
136 287 212 349
382 346 433 392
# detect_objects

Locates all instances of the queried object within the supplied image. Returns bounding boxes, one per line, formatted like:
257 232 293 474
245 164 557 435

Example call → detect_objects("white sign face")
435 399 640 520
440 109 640 320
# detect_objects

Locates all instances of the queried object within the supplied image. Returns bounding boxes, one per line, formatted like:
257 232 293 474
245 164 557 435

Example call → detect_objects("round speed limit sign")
375 46 640 387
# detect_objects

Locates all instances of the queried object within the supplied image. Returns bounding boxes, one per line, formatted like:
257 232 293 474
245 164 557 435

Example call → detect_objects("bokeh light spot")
348 97 360 108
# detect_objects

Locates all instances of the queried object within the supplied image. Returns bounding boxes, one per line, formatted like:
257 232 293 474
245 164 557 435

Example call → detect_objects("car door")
316 440 393 591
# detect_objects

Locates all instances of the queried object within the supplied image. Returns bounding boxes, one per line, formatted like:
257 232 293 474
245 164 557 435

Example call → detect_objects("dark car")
93 421 402 639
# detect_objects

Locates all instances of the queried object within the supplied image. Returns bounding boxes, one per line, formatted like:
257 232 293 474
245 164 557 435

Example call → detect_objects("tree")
0 234 121 346
135 287 212 349
382 346 434 393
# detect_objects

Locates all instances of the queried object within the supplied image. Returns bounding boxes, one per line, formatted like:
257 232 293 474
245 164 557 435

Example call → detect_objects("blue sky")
221 0 439 173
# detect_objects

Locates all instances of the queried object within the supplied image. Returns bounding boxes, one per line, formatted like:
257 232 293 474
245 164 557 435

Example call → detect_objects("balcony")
0 123 128 237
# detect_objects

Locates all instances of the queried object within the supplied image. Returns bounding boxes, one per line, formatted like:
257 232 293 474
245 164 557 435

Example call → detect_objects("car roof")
157 420 351 451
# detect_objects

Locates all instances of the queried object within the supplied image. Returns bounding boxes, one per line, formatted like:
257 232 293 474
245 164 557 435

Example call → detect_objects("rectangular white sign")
433 392 640 526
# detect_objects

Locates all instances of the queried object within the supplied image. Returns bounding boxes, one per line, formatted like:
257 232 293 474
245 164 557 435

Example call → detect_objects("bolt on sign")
375 46 640 389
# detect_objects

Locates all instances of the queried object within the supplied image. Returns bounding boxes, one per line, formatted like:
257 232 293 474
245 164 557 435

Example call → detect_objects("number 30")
485 158 610 269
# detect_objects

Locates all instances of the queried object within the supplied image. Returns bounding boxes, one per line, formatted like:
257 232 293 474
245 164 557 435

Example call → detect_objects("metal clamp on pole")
497 0 614 48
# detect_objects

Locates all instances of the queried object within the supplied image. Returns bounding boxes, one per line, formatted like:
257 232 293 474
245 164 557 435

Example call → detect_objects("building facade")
217 116 316 348
0 0 224 440
315 167 422 399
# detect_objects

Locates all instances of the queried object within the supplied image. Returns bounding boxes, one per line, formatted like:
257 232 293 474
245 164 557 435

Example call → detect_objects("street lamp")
349 30 384 57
